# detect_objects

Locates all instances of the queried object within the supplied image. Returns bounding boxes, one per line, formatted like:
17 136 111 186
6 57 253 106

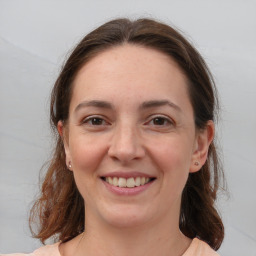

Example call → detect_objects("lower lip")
102 179 155 196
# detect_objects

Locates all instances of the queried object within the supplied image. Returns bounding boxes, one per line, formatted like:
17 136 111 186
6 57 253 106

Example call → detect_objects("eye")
145 115 174 128
82 116 108 126
151 117 169 126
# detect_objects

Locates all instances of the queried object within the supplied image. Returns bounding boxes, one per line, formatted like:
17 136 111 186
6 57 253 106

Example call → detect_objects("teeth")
118 177 126 187
104 176 152 188
113 177 118 186
135 177 140 186
106 177 113 185
126 178 135 188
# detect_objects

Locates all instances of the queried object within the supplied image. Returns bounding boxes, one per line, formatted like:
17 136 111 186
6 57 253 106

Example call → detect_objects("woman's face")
60 44 212 229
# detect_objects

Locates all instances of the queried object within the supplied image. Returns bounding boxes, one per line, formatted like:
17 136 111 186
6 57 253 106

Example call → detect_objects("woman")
3 18 224 255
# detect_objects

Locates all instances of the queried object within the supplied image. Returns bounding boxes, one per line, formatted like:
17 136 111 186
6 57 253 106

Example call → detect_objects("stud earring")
194 161 200 166
68 161 72 169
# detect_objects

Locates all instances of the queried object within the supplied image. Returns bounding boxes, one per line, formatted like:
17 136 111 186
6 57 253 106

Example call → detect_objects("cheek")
68 135 108 203
150 136 193 169
69 135 107 174
149 137 193 191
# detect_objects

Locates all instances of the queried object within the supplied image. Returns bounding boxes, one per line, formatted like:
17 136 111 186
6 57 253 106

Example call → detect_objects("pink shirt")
1 238 220 256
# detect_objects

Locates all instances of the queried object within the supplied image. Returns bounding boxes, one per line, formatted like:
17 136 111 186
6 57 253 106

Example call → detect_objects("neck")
75 210 191 256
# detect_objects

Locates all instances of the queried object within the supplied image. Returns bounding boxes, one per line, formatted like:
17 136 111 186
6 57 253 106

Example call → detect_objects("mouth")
101 176 156 188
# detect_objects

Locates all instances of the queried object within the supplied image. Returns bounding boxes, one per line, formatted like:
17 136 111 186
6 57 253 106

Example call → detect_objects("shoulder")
183 238 220 256
0 242 61 256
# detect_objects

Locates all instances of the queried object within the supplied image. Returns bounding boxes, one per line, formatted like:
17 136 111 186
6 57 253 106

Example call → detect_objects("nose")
108 122 145 163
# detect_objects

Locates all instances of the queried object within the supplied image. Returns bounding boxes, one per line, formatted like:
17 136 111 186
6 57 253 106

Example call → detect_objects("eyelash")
82 116 109 126
81 115 174 129
145 115 174 127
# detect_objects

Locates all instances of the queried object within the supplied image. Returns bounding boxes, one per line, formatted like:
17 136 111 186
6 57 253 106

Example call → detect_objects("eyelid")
80 114 174 127
145 114 175 126
81 115 110 125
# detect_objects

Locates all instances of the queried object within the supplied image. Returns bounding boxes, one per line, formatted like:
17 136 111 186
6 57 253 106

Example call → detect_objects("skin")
58 44 214 256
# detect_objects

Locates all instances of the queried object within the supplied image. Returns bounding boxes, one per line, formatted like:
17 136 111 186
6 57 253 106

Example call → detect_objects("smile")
102 177 155 188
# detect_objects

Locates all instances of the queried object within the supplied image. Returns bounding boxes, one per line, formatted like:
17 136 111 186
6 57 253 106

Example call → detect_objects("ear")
57 120 72 170
190 120 214 173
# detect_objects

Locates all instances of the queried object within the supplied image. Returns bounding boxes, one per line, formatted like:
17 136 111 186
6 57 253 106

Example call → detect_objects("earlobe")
190 120 214 173
57 121 72 169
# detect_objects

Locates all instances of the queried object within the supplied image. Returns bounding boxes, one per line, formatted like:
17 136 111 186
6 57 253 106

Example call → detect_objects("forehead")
75 44 186 84
70 44 191 112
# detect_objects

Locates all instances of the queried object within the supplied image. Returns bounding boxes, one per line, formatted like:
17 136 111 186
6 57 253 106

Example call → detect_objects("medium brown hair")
30 18 224 249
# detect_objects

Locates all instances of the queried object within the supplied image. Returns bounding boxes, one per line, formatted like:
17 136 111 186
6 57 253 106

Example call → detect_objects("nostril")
107 130 146 162
108 145 146 163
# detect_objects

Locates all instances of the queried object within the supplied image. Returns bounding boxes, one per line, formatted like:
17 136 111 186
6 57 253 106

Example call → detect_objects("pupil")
92 118 102 125
154 118 164 125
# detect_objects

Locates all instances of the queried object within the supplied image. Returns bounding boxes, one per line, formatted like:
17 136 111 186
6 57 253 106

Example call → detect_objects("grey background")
0 0 256 255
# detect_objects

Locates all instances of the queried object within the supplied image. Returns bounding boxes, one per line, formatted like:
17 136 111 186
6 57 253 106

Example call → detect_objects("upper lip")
100 171 156 179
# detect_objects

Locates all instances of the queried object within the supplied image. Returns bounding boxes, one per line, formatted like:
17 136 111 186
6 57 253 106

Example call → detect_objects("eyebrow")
74 100 113 113
140 100 182 112
74 99 181 113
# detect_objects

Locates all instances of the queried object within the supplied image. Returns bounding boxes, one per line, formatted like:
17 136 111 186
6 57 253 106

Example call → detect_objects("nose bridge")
108 118 144 162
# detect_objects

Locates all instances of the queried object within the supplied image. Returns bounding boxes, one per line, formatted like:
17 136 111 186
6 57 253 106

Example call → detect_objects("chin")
106 215 147 229
100 204 153 229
